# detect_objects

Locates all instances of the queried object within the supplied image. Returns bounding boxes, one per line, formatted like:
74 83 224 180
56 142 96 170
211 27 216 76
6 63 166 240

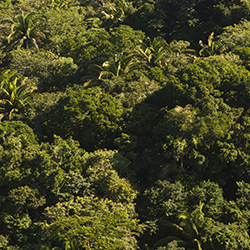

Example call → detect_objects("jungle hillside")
1 0 250 249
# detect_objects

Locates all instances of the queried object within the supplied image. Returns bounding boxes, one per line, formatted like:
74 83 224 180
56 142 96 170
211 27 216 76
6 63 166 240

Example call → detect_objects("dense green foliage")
1 0 250 249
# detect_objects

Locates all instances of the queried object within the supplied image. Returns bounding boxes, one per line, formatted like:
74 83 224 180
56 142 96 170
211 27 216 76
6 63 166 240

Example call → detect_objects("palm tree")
50 0 70 9
0 70 37 120
113 0 129 15
133 37 170 69
98 53 138 79
100 0 130 21
153 202 214 250
177 202 211 250
7 12 46 51
199 33 227 57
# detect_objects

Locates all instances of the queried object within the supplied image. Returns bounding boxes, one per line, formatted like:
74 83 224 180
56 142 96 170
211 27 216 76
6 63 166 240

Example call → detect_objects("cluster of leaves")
0 121 141 249
2 0 250 249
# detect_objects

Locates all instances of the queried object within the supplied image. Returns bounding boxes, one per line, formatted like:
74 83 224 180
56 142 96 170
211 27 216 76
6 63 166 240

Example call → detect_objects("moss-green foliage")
2 0 250 249
43 196 141 250
0 122 139 248
122 57 250 190
218 20 250 49
30 86 124 150
9 49 78 91
139 180 250 249
129 0 250 43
